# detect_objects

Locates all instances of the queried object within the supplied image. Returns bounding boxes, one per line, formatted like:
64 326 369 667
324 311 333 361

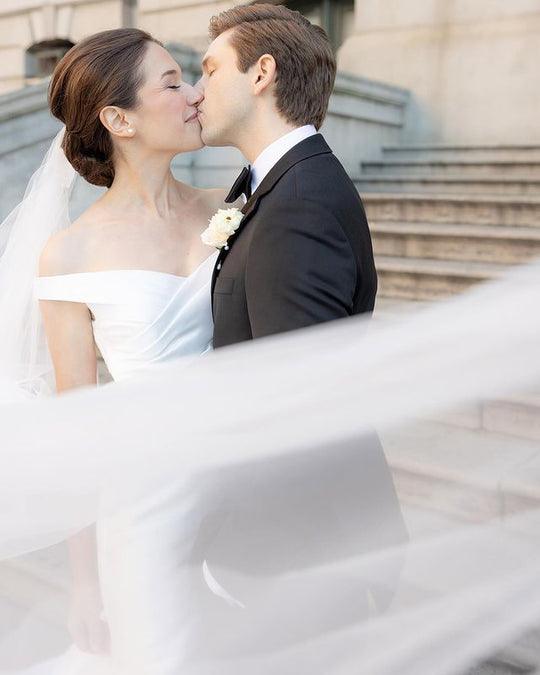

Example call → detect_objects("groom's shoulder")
282 147 362 208
299 137 351 177
250 140 366 239
273 135 355 194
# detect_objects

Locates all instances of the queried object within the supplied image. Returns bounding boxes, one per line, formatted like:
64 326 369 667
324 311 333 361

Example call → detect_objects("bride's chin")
172 136 204 154
187 138 205 152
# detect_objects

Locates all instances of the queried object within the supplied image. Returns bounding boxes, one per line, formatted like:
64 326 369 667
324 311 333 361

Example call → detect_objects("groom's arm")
245 199 357 338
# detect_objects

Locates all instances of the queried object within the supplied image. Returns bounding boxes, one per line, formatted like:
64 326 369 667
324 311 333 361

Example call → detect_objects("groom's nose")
194 76 205 96
186 82 204 106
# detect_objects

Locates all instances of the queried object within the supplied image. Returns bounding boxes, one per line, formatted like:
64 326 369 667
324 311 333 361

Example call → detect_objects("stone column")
338 0 540 143
139 0 231 51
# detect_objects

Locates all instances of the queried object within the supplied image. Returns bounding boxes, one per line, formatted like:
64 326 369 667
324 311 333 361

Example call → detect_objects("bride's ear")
100 107 135 138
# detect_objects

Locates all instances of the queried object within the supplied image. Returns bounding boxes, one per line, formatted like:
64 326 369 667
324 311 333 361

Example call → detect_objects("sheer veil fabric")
1 132 540 673
0 128 76 400
0 261 539 673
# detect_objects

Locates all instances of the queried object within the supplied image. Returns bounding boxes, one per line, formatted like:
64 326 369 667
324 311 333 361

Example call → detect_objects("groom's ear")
100 107 133 138
253 54 277 95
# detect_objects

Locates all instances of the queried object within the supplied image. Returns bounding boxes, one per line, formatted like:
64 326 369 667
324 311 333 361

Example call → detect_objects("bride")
1 25 409 675
31 27 233 669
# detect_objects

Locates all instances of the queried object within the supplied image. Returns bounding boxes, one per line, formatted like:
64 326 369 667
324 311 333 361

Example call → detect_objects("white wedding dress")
28 248 411 675
34 252 219 674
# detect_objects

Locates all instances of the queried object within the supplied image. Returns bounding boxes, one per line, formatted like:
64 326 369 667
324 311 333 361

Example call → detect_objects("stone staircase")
356 143 540 302
364 145 540 445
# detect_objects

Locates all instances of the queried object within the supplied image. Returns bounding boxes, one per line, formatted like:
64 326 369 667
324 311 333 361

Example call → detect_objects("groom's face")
197 30 254 148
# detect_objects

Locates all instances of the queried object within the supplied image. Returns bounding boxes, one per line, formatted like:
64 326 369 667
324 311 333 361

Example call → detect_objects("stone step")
482 395 540 442
371 222 540 264
375 255 507 300
373 301 540 444
372 296 432 322
356 175 540 196
431 397 540 444
381 143 540 162
362 193 540 227
382 418 540 522
361 159 540 179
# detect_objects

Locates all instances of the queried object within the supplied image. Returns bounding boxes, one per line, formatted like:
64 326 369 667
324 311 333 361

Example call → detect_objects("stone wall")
0 0 127 93
1 1 538 144
138 0 230 52
339 0 540 144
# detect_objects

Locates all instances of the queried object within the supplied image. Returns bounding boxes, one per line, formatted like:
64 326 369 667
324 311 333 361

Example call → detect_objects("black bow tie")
225 166 252 203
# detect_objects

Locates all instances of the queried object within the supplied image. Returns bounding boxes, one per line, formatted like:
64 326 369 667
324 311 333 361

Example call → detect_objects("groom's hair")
209 4 336 130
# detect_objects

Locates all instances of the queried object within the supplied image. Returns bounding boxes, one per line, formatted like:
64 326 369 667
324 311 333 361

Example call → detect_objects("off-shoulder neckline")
37 252 218 282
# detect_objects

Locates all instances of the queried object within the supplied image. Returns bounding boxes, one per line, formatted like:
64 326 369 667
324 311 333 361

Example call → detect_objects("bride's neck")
105 155 180 219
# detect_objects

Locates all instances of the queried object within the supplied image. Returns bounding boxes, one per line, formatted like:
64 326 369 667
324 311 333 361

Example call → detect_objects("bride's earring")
127 127 135 135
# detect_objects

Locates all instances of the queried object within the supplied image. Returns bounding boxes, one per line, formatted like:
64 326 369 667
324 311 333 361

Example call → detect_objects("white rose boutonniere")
201 208 243 249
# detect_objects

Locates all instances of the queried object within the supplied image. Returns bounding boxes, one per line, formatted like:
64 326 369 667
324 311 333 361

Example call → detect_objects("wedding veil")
0 257 539 674
0 127 76 400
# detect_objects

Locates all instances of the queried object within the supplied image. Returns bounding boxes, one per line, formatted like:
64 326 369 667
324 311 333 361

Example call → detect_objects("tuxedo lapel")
211 134 332 299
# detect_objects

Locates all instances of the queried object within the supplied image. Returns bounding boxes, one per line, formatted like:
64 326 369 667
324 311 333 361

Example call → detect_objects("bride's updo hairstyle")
49 28 161 187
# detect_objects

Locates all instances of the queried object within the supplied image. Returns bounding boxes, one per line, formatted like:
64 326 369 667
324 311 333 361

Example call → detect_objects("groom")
197 3 377 347
193 5 406 625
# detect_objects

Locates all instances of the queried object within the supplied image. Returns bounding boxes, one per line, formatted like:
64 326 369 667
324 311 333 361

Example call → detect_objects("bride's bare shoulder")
38 206 111 277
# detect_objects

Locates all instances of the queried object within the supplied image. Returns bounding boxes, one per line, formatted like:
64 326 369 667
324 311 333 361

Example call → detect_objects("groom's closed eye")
202 56 216 75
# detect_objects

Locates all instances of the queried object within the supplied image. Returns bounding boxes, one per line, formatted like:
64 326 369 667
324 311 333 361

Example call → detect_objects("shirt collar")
251 125 317 194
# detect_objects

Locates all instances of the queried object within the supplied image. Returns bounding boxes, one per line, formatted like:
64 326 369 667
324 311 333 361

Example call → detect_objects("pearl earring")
127 128 135 135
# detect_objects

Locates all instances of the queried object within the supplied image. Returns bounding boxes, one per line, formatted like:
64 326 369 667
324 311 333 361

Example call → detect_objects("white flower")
201 208 243 249
201 227 229 248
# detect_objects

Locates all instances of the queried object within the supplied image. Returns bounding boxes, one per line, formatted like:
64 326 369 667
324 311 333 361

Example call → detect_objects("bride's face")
126 42 203 154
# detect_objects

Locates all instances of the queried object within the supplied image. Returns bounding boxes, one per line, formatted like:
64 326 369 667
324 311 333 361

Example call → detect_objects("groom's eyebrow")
201 56 213 72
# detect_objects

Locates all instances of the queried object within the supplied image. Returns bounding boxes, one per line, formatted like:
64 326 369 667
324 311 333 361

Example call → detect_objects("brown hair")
49 28 161 187
209 4 336 130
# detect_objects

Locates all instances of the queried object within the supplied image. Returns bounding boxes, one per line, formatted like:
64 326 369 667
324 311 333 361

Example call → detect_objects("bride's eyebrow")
160 69 180 79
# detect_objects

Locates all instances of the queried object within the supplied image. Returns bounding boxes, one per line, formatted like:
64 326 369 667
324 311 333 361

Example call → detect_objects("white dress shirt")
250 125 317 195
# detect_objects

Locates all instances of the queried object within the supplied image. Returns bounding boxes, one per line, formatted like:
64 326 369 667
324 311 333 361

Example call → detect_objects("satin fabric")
35 253 217 382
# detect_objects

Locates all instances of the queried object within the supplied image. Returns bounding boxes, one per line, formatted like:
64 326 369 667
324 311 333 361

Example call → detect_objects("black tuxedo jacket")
212 134 377 348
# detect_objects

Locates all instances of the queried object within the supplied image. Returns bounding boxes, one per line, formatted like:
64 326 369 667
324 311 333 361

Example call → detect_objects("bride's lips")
185 111 200 123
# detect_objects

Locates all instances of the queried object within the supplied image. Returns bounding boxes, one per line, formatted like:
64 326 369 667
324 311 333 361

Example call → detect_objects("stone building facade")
0 1 538 144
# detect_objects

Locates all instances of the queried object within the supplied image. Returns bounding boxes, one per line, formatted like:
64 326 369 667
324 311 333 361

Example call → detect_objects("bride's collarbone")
59 221 212 277
47 201 215 276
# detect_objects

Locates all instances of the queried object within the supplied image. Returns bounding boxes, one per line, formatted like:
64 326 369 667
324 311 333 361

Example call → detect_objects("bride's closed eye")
168 84 182 90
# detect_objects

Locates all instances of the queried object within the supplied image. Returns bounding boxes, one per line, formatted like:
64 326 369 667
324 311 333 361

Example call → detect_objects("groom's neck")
239 111 301 165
